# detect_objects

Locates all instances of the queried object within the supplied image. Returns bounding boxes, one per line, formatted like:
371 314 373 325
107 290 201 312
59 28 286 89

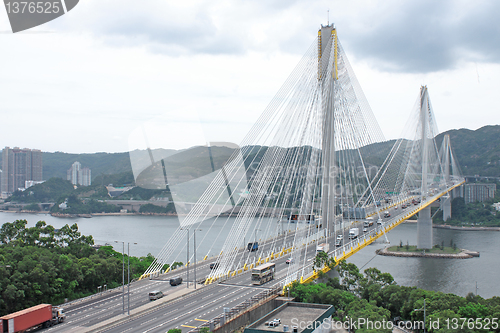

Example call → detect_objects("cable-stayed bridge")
137 24 464 288
51 24 464 333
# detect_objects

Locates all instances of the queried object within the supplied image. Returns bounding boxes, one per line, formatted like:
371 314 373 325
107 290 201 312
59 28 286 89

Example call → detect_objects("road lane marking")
195 318 209 322
181 325 198 328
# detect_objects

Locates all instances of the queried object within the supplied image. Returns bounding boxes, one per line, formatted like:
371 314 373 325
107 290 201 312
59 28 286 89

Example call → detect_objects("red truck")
1 304 65 333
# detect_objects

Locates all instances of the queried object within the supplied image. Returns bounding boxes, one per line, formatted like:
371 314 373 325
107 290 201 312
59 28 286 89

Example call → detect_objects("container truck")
1 304 65 332
316 243 330 254
348 228 359 239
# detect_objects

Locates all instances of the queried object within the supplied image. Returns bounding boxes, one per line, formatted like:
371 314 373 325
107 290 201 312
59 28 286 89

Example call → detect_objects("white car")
363 227 368 233
336 234 343 240
286 258 294 264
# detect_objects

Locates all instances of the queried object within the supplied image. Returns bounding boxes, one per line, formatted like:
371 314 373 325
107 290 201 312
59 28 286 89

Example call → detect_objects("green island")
388 242 461 254
0 220 181 316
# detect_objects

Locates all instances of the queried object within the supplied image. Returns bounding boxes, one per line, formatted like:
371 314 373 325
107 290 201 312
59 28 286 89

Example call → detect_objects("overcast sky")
1 0 499 153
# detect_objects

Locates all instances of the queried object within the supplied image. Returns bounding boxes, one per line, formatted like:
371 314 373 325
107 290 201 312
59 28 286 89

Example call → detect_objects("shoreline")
0 210 176 217
2 211 500 229
376 247 480 259
403 220 500 231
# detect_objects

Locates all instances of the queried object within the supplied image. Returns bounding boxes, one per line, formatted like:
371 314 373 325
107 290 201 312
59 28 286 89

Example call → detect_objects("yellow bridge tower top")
317 24 338 80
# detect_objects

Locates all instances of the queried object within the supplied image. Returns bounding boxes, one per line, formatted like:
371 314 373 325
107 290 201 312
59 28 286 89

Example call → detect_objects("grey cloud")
343 0 500 73
96 9 245 55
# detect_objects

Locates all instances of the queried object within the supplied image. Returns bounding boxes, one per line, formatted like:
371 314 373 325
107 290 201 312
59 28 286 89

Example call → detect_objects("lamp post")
115 241 137 316
193 229 202 289
127 242 137 316
114 241 125 314
254 229 261 247
180 228 190 288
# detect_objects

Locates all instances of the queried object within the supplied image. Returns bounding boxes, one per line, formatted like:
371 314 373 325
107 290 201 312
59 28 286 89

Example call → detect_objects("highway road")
45 228 300 333
45 196 421 333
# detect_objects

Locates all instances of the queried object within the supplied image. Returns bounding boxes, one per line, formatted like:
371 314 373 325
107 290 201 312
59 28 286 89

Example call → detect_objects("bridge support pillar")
417 207 432 249
441 195 451 221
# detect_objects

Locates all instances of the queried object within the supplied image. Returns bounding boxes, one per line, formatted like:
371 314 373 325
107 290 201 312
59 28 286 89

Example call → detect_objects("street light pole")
127 243 130 316
194 229 202 289
122 242 124 314
194 229 197 289
187 229 189 288
114 240 125 314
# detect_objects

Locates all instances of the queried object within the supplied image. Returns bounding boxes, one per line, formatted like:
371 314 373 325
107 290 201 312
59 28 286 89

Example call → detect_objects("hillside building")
464 183 496 203
67 161 92 186
1 147 43 197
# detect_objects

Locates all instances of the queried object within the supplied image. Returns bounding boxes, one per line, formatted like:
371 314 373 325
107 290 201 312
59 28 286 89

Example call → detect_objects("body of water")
1 213 498 298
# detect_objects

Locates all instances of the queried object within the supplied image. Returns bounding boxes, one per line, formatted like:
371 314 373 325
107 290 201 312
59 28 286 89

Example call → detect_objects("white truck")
316 243 330 254
348 228 359 239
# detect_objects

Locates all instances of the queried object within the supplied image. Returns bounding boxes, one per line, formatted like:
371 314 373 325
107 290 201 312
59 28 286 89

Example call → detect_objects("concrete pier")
441 195 451 221
417 206 433 249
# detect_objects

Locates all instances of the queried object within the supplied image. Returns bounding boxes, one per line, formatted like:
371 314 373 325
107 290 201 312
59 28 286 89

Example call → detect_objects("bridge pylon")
441 195 452 221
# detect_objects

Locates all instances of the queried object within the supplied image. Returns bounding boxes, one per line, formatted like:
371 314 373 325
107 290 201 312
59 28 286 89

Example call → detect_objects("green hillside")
1 126 498 187
42 152 133 180
435 125 500 177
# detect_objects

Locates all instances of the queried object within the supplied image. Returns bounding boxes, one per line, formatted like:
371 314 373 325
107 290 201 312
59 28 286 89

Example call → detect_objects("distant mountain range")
1 125 498 186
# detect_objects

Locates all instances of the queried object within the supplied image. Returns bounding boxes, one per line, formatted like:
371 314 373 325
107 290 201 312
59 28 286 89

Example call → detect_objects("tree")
346 298 391 333
337 260 363 294
458 302 489 318
24 203 41 211
313 251 333 271
167 329 182 333
0 220 149 316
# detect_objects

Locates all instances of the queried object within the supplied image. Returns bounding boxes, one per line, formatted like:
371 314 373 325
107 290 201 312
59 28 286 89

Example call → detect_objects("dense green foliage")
117 187 170 201
1 126 499 191
433 196 500 227
139 203 175 214
7 178 75 203
42 152 134 182
92 171 135 187
290 260 500 332
23 203 41 211
167 329 182 333
50 195 122 214
0 220 165 316
4 177 175 214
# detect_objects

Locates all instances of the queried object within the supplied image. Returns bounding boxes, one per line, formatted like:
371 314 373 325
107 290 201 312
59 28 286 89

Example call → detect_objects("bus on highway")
251 263 276 285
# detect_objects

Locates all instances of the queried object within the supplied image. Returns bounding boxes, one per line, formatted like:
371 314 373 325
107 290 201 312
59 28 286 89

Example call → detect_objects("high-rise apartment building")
1 147 43 196
464 183 496 203
67 161 91 186
79 167 91 186
67 161 81 185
